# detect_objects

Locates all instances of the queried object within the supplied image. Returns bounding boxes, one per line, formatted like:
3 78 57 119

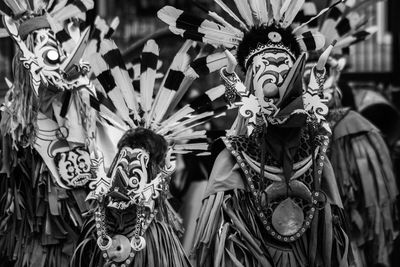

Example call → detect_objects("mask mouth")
68 173 91 187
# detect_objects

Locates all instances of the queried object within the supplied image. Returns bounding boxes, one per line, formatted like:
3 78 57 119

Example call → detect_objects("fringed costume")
70 17 232 267
0 1 96 265
158 1 352 266
297 1 399 266
0 1 230 266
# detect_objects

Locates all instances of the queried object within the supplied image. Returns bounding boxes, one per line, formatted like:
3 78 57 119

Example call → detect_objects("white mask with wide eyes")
252 50 294 109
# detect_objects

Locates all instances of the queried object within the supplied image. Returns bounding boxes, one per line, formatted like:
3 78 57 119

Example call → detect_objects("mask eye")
43 49 60 65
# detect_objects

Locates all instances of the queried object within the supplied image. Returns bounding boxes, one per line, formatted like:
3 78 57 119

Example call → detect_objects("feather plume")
334 26 377 49
270 0 284 22
99 40 140 120
32 0 48 10
164 51 227 117
140 39 159 125
172 143 209 152
50 0 94 23
281 0 305 28
88 52 133 126
48 0 67 13
158 111 215 135
127 60 163 81
321 11 364 46
232 0 254 27
296 31 325 52
3 0 29 15
157 6 241 48
190 52 228 77
0 1 14 15
193 0 242 35
214 0 248 30
280 0 292 17
150 41 192 125
293 0 345 34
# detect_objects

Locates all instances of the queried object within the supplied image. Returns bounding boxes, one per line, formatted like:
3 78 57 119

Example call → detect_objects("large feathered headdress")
295 0 383 103
294 0 381 55
158 0 327 71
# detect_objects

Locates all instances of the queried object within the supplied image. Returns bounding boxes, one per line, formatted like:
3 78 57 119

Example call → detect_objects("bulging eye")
43 49 60 65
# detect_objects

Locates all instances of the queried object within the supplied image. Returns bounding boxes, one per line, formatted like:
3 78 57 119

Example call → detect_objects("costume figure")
0 1 96 266
0 1 228 266
158 1 351 266
70 20 232 267
298 1 399 266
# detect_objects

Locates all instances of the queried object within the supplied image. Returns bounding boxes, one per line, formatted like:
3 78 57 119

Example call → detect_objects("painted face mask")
54 146 92 187
107 147 165 211
4 16 93 96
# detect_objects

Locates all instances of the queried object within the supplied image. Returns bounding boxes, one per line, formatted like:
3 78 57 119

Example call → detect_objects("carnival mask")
3 15 92 96
107 147 167 211
251 49 294 114
54 146 92 187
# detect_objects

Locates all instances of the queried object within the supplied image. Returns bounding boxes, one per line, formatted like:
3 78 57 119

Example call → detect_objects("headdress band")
19 16 50 40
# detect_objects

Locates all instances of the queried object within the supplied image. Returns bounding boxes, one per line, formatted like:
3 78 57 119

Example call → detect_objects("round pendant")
106 235 131 262
130 236 146 251
271 198 304 236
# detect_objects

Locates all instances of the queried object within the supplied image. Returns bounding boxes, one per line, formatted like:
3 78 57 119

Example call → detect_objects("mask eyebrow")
263 56 289 66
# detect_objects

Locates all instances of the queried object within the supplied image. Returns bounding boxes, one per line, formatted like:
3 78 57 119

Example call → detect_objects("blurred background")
1 0 400 260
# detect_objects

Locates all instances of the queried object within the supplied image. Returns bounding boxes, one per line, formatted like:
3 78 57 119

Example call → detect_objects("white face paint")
252 50 294 109
30 29 93 92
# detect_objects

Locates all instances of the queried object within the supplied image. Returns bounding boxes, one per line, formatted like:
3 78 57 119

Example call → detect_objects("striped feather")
150 41 192 126
296 31 325 52
334 26 377 50
193 0 242 35
126 60 163 81
46 14 75 53
293 0 345 34
48 0 68 13
99 39 140 120
164 52 227 117
60 27 90 75
88 52 133 126
157 6 241 48
140 39 159 125
189 52 228 77
214 0 248 30
0 1 14 15
321 11 364 46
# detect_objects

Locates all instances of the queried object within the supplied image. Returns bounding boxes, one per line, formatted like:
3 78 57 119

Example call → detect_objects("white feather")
214 0 248 30
282 0 305 28
270 0 284 22
140 39 159 124
151 40 192 125
88 54 133 126
100 40 140 120
335 26 378 49
232 0 254 26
